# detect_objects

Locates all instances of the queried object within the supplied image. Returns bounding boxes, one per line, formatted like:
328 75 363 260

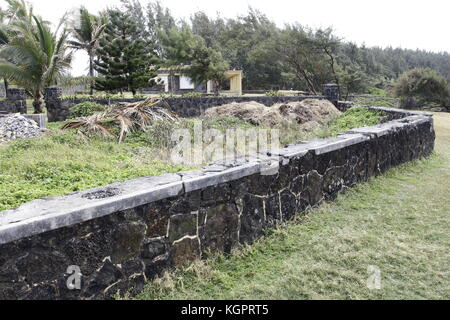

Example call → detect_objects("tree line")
0 0 449 113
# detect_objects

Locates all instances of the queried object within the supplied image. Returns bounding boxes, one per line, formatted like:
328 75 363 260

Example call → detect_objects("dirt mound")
203 99 341 127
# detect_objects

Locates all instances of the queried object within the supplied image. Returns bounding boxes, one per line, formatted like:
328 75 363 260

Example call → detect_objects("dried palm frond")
113 111 134 143
61 98 179 142
113 98 179 130
61 113 115 138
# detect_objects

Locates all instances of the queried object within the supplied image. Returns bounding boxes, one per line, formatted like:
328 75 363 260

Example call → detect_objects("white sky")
1 0 449 76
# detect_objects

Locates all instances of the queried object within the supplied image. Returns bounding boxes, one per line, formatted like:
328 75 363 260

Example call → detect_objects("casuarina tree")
94 9 159 96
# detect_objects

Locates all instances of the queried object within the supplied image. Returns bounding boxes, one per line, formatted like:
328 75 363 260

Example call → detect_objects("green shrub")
69 102 107 119
368 87 386 96
326 107 383 137
394 68 450 110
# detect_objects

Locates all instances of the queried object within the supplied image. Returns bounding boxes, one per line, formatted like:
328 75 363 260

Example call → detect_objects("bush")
368 87 387 96
326 107 383 137
394 68 450 110
69 102 107 119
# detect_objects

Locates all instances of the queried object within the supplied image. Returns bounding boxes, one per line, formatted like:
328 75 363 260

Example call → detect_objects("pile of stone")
0 114 42 142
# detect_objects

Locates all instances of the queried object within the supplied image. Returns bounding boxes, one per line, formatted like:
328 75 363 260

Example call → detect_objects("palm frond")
61 98 179 142
61 113 115 138
0 7 72 106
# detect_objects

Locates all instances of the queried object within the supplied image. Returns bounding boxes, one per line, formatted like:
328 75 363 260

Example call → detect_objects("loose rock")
0 113 42 142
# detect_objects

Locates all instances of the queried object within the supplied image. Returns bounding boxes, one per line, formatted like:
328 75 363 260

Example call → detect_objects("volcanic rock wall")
0 108 435 299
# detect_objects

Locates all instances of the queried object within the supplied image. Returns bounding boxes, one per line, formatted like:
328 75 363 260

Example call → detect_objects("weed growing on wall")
325 107 383 137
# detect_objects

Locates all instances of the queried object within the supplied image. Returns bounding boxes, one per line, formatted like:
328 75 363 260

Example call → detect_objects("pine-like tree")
94 9 159 95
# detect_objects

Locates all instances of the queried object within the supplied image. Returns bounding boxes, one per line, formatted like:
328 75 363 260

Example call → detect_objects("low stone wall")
0 89 27 114
0 107 435 300
45 92 327 122
164 95 327 118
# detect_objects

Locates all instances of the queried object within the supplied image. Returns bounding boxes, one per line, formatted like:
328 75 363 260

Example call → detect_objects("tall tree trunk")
213 79 220 96
325 48 341 98
32 90 43 114
89 54 94 95
3 78 8 91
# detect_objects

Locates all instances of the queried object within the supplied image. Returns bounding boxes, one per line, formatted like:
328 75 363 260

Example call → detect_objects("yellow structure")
207 70 243 96
154 67 243 96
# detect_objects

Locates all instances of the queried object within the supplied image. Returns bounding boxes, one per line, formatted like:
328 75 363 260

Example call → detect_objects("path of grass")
136 112 450 300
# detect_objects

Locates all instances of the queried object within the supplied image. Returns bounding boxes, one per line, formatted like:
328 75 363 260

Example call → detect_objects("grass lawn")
135 111 450 300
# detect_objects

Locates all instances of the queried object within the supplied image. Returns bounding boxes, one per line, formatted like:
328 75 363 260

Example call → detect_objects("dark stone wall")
0 88 27 114
45 95 327 122
0 109 435 300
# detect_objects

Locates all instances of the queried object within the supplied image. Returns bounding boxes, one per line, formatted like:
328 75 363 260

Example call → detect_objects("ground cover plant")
324 107 382 137
68 102 107 119
0 124 188 211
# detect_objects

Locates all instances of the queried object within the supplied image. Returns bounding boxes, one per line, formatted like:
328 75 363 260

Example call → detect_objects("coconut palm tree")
68 7 107 95
0 0 36 90
0 14 73 113
0 13 10 90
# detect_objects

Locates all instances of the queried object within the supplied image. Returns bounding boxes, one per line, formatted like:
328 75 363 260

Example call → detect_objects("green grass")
68 102 108 119
135 112 450 300
325 107 382 137
0 126 188 211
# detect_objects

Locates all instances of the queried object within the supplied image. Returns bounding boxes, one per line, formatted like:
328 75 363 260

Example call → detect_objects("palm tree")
0 0 35 90
68 7 107 95
0 14 73 113
0 13 11 90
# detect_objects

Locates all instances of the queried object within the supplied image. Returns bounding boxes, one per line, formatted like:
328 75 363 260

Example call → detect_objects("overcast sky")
1 0 449 76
